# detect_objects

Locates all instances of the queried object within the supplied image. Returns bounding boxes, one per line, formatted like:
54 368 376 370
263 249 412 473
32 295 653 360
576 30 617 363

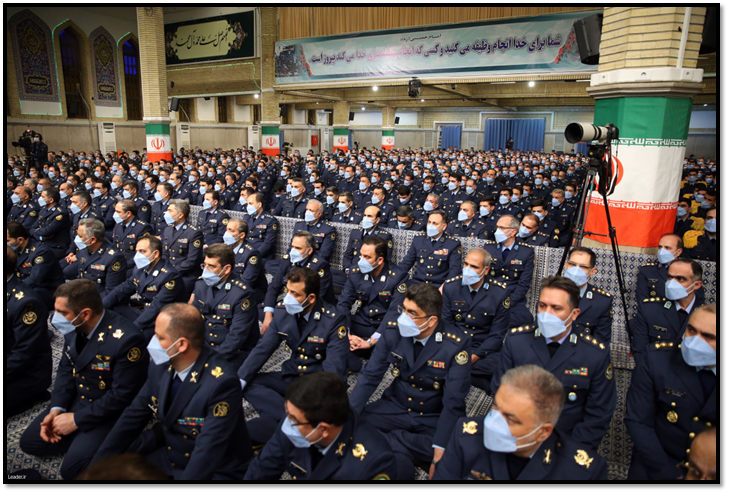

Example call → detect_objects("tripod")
557 156 633 344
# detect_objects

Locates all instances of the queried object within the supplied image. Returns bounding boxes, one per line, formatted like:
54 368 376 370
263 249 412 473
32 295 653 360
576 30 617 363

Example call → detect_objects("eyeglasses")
397 305 428 319
283 403 310 427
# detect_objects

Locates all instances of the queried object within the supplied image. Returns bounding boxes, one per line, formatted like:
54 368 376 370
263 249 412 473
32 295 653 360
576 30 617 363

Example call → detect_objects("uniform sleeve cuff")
264 307 275 313
240 379 247 391
370 332 381 341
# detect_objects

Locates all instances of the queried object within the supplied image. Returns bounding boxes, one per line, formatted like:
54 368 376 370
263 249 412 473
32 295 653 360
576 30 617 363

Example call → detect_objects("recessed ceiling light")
421 99 425 102
253 93 259 98
361 107 365 111
528 81 535 87
704 104 708 106
373 86 378 91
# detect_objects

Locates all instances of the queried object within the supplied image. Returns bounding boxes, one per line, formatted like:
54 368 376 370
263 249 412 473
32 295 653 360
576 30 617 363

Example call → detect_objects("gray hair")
307 199 323 214
427 192 440 203
293 230 316 250
500 214 520 230
466 247 492 269
168 199 190 218
500 365 565 426
79 218 105 243
461 200 476 213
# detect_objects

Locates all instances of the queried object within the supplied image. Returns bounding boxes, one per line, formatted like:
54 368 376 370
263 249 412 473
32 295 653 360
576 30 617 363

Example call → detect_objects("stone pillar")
260 7 280 156
332 101 350 153
581 6 705 252
136 7 172 162
382 107 397 150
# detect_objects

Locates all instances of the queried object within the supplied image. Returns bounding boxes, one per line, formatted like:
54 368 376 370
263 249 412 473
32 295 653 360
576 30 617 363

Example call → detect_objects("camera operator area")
5 6 717 483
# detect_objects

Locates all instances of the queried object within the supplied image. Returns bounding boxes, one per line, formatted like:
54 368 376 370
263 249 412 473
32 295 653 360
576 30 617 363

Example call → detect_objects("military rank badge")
307 336 325 343
565 368 588 376
427 360 445 369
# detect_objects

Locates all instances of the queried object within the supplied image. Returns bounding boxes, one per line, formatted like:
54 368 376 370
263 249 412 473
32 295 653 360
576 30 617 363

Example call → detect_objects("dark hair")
158 182 173 196
7 220 29 240
205 243 235 268
341 192 354 203
404 283 443 320
94 179 110 192
205 190 221 202
397 185 411 196
396 205 414 219
540 276 581 311
43 186 61 205
568 246 596 268
123 180 139 193
530 198 547 210
77 454 168 481
158 303 205 351
117 199 138 216
229 218 249 236
136 234 161 253
284 371 349 427
428 209 448 225
362 235 387 262
669 258 703 282
54 279 104 314
286 266 320 298
480 195 496 207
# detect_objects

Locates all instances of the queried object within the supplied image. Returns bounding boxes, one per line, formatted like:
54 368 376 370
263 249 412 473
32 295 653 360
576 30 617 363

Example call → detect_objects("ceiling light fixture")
491 81 515 85
528 81 535 87
254 93 259 98
420 99 425 102
361 107 366 111
373 86 378 91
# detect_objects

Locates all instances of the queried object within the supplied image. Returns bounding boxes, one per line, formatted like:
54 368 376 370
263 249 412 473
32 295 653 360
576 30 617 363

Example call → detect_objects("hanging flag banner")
146 124 172 162
382 130 395 150
261 126 280 156
274 10 600 84
584 97 692 249
333 128 349 153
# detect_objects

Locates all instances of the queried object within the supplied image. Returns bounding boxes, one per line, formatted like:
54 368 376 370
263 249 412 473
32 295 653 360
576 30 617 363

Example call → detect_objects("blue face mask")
358 256 376 274
202 267 223 287
69 203 82 215
423 201 434 212
93 189 102 198
289 247 305 265
534 178 542 186
51 311 83 336
397 221 408 229
461 266 484 285
676 207 688 218
383 183 391 191
283 292 310 315
551 198 561 207
665 279 695 301
147 336 181 365
202 200 212 210
657 248 676 265
38 197 47 207
494 228 509 244
426 224 440 238
396 312 431 338
458 210 469 222
536 310 574 339
281 415 322 448
704 218 716 233
681 335 716 367
338 202 349 213
482 410 543 453
499 195 509 205
163 211 176 225
246 204 258 215
448 182 457 191
362 217 374 230
305 210 317 223
518 225 531 238
564 266 589 287
441 177 449 185
371 195 381 205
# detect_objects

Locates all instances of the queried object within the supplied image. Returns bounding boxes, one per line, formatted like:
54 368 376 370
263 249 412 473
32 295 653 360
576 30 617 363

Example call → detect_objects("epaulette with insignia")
445 276 462 284
510 325 536 334
641 262 658 267
160 268 168 273
518 241 532 248
652 341 676 350
643 297 667 303
444 331 463 343
276 301 283 307
414 232 425 237
488 278 507 289
482 240 496 245
596 288 611 297
189 224 198 230
578 332 606 349
351 268 360 273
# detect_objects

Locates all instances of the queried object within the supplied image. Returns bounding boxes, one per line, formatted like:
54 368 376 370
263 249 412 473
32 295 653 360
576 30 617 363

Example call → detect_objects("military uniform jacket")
171 184 192 203
684 232 716 262
196 208 230 246
15 239 65 292
162 223 203 279
239 300 348 382
93 346 251 480
635 262 706 310
482 241 534 305
7 201 40 230
446 218 487 238
111 219 154 265
492 203 522 221
441 190 469 221
102 259 185 330
6 275 52 398
232 242 267 298
343 227 393 271
30 205 71 251
92 194 117 230
521 230 551 247
191 277 259 358
349 319 471 448
538 213 569 247
274 196 307 219
336 264 409 338
492 325 616 449
331 210 363 225
433 424 607 480
76 242 128 297
576 284 613 344
132 196 152 223
293 219 338 261
265 252 334 308
67 209 101 254
631 297 695 359
151 199 171 236
245 411 399 481
242 212 279 259
399 233 463 285
441 276 510 357
624 344 716 480
50 310 148 431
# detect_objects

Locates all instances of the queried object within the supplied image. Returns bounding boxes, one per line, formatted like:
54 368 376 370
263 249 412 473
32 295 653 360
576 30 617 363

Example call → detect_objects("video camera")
565 122 620 196
12 129 38 155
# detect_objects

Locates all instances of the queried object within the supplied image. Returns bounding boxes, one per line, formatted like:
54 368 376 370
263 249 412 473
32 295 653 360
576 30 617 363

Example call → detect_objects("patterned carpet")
7 210 716 480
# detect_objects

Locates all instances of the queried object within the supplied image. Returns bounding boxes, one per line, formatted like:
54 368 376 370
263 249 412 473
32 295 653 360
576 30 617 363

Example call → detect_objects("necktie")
547 342 560 358
297 315 307 332
471 289 478 300
698 370 716 399
170 375 183 403
309 447 323 471
76 331 87 353
414 340 424 360
677 309 689 327
502 248 510 262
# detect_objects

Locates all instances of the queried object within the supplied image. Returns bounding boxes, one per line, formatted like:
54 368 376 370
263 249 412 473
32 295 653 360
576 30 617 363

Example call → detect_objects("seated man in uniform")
492 276 616 451
7 220 65 310
517 213 551 247
189 244 259 368
337 205 393 290
636 234 691 303
111 200 154 277
197 190 230 248
442 248 510 391
161 199 203 299
19 279 148 480
245 371 411 481
349 284 471 476
222 219 267 309
631 259 704 363
683 207 716 262
238 267 348 444
261 231 335 334
562 247 613 344
29 186 71 256
625 304 716 480
6 246 52 416
243 192 279 271
434 365 607 480
91 303 253 480
102 236 186 340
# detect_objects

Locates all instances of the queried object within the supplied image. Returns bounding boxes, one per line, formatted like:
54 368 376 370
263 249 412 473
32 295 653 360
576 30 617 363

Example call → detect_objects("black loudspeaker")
573 14 603 65
394 117 400 125
280 106 286 117
169 97 180 112
700 6 717 54
349 112 355 121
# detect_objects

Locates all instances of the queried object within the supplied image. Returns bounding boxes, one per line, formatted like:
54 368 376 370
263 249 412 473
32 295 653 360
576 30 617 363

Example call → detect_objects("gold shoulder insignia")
193 239 202 248
241 299 251 311
23 312 38 325
165 280 175 290
605 363 613 379
56 214 63 221
455 351 468 365
249 256 258 265
574 450 594 469
127 347 141 362
213 402 230 417
462 421 478 434
211 366 224 378
221 218 229 225
111 262 122 272
352 444 368 461
502 297 511 309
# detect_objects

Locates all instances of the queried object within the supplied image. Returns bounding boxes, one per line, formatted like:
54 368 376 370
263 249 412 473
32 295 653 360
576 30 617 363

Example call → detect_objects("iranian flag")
382 129 395 150
145 124 172 162
333 128 348 152
583 97 692 248
261 126 280 156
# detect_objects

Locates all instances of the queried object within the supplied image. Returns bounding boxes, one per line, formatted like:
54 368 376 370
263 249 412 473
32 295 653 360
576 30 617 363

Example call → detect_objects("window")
178 99 191 122
217 96 228 123
59 29 86 119
123 41 142 121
